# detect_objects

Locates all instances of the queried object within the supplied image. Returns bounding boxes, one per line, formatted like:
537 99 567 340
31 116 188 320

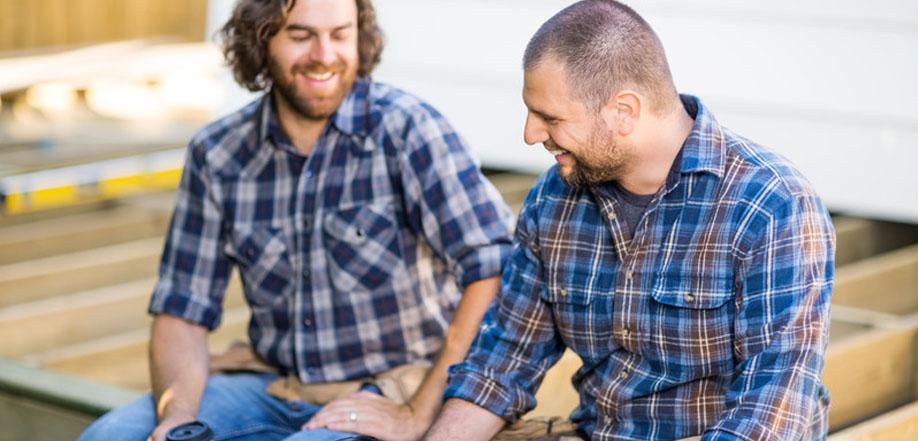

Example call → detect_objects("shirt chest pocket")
229 227 294 306
541 267 615 356
644 272 736 378
323 201 404 293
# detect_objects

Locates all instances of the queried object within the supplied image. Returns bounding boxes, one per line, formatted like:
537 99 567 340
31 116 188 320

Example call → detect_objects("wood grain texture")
0 0 207 52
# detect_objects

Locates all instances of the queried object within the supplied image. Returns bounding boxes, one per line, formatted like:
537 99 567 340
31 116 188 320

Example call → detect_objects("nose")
309 35 336 66
523 113 547 146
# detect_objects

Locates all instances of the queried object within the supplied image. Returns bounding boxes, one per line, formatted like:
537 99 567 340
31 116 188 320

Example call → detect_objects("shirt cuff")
148 284 222 330
445 365 521 423
456 242 512 288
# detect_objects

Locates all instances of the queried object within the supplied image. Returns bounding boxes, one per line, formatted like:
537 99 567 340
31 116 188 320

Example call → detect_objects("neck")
273 90 329 156
617 101 694 195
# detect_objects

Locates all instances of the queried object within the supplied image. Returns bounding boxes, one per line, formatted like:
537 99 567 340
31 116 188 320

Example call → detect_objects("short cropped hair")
524 0 677 114
220 0 384 92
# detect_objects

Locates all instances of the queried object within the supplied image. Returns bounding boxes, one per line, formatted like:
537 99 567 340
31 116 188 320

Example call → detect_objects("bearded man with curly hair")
78 1 513 440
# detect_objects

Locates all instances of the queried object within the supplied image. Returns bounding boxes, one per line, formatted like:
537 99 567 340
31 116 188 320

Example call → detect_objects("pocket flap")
651 273 734 309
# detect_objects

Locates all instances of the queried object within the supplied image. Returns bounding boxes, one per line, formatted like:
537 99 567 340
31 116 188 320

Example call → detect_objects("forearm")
424 398 505 441
149 314 210 423
408 276 501 424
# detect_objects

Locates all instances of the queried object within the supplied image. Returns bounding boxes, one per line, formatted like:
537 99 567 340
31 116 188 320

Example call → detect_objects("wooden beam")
32 307 250 391
824 325 916 430
0 237 163 307
0 355 139 417
828 400 918 440
0 393 95 441
0 275 245 358
834 217 918 267
0 204 169 265
832 244 918 316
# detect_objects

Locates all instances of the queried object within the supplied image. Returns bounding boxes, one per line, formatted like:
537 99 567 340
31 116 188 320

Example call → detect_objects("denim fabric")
78 373 369 441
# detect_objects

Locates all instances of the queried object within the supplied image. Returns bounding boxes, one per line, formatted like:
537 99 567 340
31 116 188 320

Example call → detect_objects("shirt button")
559 288 568 296
619 370 629 380
625 270 634 281
621 328 630 337
303 318 312 327
304 170 314 179
606 211 617 220
685 293 695 303
302 268 311 278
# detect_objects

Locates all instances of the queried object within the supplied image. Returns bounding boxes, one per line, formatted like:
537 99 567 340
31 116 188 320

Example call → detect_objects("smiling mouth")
303 70 335 81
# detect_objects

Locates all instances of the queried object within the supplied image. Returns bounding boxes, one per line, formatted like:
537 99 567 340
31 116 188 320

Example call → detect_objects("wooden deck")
1 172 917 440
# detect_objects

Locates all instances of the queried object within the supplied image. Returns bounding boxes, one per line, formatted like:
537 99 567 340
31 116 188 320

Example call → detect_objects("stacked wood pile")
1 172 916 440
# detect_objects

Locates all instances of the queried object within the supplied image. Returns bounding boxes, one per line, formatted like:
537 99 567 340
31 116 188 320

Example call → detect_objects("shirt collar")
330 76 375 137
677 94 726 178
257 76 375 153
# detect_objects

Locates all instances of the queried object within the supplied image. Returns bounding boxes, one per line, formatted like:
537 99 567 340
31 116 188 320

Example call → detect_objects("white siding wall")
209 0 918 222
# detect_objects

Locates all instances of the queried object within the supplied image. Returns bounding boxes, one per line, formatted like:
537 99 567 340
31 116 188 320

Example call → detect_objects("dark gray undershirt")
595 148 685 238
611 183 656 237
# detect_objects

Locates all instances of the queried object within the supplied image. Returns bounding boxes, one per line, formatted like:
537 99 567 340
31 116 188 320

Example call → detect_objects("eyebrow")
530 108 560 121
284 22 354 33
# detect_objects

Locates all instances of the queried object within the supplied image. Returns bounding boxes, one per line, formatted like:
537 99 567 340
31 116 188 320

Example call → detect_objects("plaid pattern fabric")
150 77 514 383
446 96 835 440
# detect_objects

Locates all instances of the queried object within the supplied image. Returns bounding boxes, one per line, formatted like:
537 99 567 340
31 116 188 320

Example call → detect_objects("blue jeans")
78 373 372 441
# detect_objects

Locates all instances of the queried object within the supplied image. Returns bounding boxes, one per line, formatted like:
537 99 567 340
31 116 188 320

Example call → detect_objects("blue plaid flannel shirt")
149 77 514 383
446 96 835 440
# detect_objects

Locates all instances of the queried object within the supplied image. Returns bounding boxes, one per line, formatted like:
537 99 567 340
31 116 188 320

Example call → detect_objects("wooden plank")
828 400 918 441
0 393 94 441
0 275 246 358
0 355 138 417
34 307 250 391
824 325 917 430
0 0 207 52
834 217 879 267
832 244 918 316
0 237 163 307
0 204 169 265
834 217 918 267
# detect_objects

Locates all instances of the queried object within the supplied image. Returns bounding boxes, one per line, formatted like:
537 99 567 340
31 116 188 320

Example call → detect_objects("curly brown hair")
220 0 384 92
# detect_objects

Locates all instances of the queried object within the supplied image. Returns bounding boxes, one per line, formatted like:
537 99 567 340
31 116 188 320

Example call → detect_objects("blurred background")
0 1 916 440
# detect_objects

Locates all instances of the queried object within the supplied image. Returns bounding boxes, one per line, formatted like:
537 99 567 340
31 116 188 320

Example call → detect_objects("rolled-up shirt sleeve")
397 104 514 287
704 194 835 440
148 139 232 330
445 180 566 421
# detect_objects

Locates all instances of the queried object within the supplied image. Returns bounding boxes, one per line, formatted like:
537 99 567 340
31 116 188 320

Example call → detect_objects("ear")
601 90 641 136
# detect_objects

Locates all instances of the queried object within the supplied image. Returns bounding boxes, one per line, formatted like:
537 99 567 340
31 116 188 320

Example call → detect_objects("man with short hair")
78 0 513 440
426 1 835 440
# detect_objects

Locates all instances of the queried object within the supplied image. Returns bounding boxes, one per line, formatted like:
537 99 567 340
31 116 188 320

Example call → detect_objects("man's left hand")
303 391 430 441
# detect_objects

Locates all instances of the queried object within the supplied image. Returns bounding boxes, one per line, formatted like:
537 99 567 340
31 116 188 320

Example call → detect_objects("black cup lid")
166 421 213 441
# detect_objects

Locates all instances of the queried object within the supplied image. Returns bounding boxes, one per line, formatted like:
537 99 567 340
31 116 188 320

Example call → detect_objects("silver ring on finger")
348 410 358 423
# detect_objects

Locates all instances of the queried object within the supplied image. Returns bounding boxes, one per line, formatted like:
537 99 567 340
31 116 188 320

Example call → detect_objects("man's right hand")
148 414 196 441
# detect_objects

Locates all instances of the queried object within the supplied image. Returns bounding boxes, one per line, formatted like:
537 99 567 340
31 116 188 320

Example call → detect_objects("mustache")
543 140 567 152
292 61 346 74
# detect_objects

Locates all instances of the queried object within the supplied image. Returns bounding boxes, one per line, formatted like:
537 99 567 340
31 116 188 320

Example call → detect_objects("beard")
557 119 630 189
268 57 357 121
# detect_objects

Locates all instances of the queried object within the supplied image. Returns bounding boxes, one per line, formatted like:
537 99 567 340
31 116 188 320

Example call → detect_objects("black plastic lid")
166 421 214 441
